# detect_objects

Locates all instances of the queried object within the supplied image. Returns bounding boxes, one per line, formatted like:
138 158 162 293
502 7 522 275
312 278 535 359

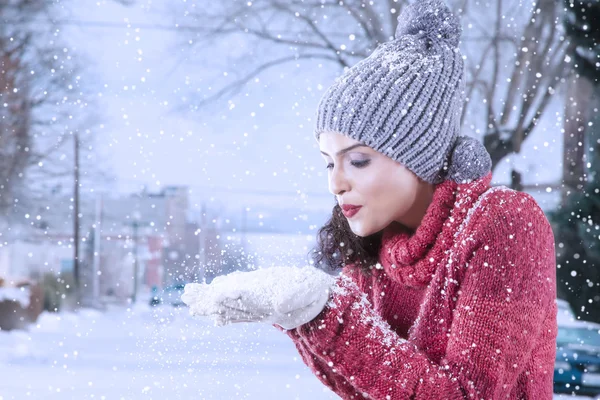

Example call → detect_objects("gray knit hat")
315 0 491 184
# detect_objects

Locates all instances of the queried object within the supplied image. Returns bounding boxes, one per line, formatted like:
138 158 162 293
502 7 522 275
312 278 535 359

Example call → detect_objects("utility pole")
92 194 103 306
132 218 139 304
199 202 206 283
241 206 247 262
128 210 150 304
73 131 80 305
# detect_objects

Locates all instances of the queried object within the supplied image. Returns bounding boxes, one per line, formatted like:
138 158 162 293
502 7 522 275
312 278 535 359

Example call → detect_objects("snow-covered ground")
0 300 596 399
0 301 337 399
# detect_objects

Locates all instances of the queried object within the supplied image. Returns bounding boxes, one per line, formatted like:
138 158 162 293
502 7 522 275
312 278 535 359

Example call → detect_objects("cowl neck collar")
378 172 493 287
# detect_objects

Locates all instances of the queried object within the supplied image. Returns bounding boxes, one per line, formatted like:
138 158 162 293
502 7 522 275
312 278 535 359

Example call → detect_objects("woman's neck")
396 181 436 231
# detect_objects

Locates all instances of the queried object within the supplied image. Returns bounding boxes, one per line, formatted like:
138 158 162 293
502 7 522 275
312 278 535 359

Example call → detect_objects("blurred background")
0 0 599 398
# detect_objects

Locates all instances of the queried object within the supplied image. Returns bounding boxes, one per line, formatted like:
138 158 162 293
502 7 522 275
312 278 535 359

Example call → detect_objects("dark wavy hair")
309 201 383 277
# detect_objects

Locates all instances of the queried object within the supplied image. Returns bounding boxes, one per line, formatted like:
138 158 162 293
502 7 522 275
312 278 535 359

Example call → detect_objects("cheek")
358 171 392 199
348 182 393 234
362 169 416 219
361 172 401 206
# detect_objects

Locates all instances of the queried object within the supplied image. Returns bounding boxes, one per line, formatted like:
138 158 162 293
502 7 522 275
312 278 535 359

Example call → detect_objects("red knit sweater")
276 172 558 399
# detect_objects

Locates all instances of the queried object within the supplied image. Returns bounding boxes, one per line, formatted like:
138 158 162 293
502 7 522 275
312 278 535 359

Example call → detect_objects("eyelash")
326 160 371 170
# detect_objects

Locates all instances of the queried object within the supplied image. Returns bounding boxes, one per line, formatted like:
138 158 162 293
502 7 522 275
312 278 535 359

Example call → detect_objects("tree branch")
180 52 341 111
270 1 351 68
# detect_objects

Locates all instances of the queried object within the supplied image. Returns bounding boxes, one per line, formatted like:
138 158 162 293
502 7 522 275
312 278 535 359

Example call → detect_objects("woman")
182 0 558 398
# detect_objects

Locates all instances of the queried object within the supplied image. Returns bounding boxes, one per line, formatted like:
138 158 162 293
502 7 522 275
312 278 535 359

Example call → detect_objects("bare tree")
471 0 574 189
559 0 600 204
172 0 573 188
0 1 89 219
561 74 593 203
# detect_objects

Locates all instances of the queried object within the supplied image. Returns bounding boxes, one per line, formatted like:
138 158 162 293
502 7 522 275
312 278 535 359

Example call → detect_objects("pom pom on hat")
395 0 462 47
445 136 492 183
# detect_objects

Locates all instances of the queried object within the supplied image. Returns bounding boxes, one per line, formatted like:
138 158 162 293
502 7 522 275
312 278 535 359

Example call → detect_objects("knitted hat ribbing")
315 0 491 184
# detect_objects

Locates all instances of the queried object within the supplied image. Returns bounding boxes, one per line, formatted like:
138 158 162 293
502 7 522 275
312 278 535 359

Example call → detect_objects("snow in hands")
181 266 336 330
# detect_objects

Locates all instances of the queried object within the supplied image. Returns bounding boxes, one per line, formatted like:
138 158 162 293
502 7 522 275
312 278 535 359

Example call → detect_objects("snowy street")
0 301 337 399
0 300 594 399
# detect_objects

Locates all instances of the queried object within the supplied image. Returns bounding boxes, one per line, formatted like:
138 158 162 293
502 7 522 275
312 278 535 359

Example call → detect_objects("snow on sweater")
275 172 557 399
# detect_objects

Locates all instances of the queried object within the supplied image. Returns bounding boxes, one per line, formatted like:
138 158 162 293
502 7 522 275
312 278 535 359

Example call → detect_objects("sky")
55 0 336 212
56 0 565 215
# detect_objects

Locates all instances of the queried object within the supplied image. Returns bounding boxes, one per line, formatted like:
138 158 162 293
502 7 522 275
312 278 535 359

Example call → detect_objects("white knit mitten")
181 266 335 329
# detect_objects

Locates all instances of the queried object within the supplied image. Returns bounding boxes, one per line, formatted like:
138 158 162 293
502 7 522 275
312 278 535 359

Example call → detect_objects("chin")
349 223 376 238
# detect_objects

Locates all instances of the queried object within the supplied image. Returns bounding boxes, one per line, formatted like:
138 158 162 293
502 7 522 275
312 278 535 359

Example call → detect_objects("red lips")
341 204 362 218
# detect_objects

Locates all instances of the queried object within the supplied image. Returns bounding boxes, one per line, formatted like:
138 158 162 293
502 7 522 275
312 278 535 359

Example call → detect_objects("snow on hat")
315 0 491 184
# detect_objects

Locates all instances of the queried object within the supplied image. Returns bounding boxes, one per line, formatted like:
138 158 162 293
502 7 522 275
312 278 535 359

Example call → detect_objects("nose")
328 165 350 196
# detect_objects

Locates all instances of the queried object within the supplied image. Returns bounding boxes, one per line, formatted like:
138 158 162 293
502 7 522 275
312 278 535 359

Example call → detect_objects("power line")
55 19 211 32
3 18 353 38
1 18 210 32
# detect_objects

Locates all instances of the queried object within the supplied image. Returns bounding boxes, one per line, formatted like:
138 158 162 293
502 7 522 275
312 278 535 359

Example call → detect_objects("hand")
181 266 336 329
212 289 329 329
211 300 272 326
213 267 335 329
180 270 251 316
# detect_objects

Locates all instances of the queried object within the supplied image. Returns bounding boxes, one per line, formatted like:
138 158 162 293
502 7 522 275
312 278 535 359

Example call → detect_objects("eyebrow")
320 144 369 157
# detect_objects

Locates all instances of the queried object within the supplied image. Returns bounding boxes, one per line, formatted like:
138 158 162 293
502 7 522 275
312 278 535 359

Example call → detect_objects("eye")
351 160 370 168
326 159 370 170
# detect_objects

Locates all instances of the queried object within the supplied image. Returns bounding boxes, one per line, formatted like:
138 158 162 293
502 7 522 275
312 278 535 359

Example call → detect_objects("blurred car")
149 283 186 307
557 298 577 322
554 311 600 397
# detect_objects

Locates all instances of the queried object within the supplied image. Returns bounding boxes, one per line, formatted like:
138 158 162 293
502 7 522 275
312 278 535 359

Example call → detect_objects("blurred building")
0 184 198 301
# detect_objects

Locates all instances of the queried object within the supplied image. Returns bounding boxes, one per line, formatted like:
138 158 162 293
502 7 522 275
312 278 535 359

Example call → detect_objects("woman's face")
319 131 434 237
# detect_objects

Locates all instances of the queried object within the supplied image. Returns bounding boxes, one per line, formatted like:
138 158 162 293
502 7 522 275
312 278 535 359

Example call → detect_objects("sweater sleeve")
272 271 370 399
289 200 557 399
277 325 365 398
